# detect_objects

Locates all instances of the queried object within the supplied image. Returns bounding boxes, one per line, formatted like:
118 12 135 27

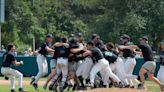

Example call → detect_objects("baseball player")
157 40 164 91
119 35 137 87
30 34 55 90
49 37 70 92
91 34 106 51
104 42 126 85
1 44 27 92
83 41 122 88
120 36 164 90
72 34 93 89
43 44 57 90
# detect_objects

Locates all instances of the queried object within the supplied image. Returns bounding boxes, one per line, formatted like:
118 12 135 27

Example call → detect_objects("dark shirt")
52 46 57 60
95 40 106 51
123 49 135 58
103 51 118 64
2 52 15 67
160 51 164 66
90 47 104 61
55 45 70 58
138 44 154 62
38 43 50 57
110 49 119 56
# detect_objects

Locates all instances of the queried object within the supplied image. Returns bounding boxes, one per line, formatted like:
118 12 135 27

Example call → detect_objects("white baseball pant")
76 57 93 79
157 65 164 85
109 57 126 82
50 59 57 69
1 67 23 89
124 57 139 86
51 57 68 87
34 54 48 83
56 57 68 77
90 58 121 85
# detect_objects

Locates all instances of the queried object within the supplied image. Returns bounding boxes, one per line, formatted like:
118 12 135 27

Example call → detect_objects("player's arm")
70 48 85 54
133 50 142 56
12 60 23 66
118 45 139 50
45 46 55 52
54 42 69 48
82 50 92 57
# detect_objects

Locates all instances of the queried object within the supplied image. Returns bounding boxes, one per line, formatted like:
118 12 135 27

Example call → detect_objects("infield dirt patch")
78 88 156 92
0 80 159 92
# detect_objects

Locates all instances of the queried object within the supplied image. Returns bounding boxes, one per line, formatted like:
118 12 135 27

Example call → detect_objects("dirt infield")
0 80 158 92
78 88 155 92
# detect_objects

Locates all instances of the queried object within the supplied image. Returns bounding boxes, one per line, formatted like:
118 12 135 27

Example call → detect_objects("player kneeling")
1 44 28 92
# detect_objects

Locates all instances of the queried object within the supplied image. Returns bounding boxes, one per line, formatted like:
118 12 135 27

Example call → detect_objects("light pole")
0 0 5 50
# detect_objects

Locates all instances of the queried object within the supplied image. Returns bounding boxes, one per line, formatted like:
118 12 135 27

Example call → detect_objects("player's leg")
105 65 121 84
82 57 94 80
124 57 136 87
49 58 62 90
60 58 68 91
76 60 84 87
138 67 147 89
10 76 16 92
76 62 83 77
115 57 127 83
157 66 164 91
1 67 16 91
89 60 104 87
12 69 27 92
31 54 44 85
100 69 108 87
147 72 161 86
138 62 157 89
157 66 164 84
43 59 57 90
42 58 48 76
51 58 62 86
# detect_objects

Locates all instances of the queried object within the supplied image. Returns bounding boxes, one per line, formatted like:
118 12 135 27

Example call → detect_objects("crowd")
1 33 164 92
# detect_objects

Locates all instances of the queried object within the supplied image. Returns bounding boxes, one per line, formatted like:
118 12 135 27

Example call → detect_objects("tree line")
1 0 164 54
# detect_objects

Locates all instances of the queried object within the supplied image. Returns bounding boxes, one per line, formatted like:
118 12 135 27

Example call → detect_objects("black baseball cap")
46 34 53 38
92 33 98 40
76 33 83 37
140 36 148 41
122 34 130 41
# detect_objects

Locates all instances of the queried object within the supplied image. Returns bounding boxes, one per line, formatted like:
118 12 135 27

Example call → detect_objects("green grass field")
0 77 161 92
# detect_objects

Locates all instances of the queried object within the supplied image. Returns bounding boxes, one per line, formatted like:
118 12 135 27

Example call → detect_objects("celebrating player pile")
1 33 164 92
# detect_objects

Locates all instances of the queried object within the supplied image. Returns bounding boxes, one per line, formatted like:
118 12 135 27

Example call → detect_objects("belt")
2 67 10 68
58 57 68 59
38 53 47 57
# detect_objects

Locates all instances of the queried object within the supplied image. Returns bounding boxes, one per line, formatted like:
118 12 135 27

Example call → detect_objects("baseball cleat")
85 82 94 88
32 83 39 91
4 76 9 80
59 87 64 92
138 84 147 90
160 85 164 91
130 86 135 88
118 82 124 88
124 84 130 88
30 76 35 85
49 84 54 91
11 89 16 92
108 83 113 88
43 84 47 90
18 88 28 92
